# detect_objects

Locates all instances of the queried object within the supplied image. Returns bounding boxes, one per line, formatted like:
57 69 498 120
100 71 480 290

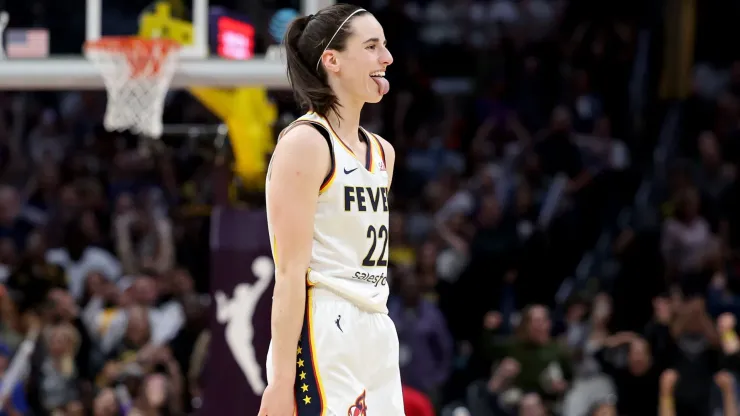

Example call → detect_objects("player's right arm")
264 124 330 385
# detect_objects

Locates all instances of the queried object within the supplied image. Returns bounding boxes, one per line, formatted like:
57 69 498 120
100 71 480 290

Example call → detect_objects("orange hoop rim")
83 36 181 54
84 36 182 78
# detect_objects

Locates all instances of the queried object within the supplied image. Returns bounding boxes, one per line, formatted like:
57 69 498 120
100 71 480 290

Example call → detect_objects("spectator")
22 162 61 228
91 387 120 416
6 231 67 313
46 219 121 301
535 107 590 194
567 69 603 134
465 355 522 415
0 238 16 284
114 199 174 276
389 212 417 269
695 131 733 205
655 296 740 416
168 291 207 387
86 274 183 355
0 291 24 352
389 271 454 400
593 333 661 415
587 400 618 416
483 305 573 409
32 323 82 413
661 187 715 280
0 186 33 252
27 109 68 166
99 305 151 378
128 349 183 416
0 343 30 416
518 392 548 416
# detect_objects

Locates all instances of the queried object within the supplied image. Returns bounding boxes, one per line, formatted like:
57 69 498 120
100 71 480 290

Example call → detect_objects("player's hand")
258 382 295 416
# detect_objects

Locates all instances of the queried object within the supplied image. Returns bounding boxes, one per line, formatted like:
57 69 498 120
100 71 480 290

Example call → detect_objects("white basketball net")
85 39 180 138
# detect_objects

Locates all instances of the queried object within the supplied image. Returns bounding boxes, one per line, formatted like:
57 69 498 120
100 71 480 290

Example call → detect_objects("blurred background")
1 0 740 415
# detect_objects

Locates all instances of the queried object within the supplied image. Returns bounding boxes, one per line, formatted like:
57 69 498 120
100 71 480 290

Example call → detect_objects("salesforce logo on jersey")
202 207 274 416
352 270 388 287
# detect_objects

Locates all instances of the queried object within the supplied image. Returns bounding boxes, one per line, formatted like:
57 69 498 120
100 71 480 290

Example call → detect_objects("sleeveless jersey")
266 112 391 314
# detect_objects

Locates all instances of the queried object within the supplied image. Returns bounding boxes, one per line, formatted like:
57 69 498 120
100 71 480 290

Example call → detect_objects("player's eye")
366 45 376 50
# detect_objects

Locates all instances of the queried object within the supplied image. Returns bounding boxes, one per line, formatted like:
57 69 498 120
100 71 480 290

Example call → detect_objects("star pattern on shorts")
295 342 313 407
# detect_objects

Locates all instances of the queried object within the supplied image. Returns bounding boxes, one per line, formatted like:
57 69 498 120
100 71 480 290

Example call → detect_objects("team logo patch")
347 390 367 416
378 159 386 171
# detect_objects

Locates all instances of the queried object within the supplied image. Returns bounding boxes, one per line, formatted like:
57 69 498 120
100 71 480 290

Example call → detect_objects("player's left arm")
376 135 396 190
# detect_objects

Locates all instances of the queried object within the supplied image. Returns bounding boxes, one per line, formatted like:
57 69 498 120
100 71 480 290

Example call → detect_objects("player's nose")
380 46 393 67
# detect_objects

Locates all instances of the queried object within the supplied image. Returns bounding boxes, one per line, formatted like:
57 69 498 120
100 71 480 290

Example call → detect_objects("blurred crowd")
0 88 215 415
2 0 740 415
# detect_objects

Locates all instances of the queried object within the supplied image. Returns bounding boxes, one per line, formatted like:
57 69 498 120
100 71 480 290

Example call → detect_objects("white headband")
315 8 366 71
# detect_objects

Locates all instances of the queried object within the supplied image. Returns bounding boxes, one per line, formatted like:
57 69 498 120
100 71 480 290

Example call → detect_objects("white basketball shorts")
267 287 405 415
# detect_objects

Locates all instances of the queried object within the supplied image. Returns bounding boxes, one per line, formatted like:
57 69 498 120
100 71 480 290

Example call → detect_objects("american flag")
5 29 49 58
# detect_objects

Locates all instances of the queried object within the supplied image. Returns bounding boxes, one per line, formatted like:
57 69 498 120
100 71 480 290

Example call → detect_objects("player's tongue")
370 76 390 95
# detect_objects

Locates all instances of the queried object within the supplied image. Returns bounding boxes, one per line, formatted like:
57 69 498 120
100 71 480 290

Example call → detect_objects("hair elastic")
315 8 366 71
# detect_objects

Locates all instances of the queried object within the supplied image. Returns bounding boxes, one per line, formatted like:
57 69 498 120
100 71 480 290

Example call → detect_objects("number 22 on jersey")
362 225 388 267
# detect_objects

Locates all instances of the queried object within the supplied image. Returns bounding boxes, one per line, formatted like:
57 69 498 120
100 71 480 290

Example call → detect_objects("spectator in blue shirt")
0 343 30 416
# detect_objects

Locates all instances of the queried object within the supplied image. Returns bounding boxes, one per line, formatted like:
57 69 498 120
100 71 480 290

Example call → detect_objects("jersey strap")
365 129 386 166
310 123 336 193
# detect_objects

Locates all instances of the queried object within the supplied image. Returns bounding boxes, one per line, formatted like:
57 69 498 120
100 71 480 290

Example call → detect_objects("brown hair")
283 4 369 117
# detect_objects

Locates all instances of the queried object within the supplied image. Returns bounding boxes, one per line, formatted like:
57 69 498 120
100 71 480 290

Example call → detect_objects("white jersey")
266 112 390 314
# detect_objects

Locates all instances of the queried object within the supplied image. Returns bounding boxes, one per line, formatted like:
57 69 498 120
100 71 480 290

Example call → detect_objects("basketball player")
258 4 402 416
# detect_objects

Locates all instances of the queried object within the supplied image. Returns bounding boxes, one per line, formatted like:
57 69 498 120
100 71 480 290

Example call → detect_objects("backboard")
0 0 335 89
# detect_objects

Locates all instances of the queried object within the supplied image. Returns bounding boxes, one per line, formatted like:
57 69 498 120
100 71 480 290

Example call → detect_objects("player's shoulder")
275 123 330 157
269 123 332 183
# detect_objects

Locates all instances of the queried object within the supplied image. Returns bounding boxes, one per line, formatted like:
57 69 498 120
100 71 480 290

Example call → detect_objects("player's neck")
325 101 363 146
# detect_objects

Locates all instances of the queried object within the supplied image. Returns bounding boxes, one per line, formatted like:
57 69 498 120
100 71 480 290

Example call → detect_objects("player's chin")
364 88 384 103
365 93 384 104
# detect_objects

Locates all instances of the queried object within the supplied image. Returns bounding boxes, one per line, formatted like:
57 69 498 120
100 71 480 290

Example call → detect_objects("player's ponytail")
284 15 328 113
283 4 369 118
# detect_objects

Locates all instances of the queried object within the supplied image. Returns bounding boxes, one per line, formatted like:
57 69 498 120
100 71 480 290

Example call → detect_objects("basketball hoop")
84 37 181 138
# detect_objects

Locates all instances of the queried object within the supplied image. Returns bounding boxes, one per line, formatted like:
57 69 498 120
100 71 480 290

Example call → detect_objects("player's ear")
321 51 341 74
